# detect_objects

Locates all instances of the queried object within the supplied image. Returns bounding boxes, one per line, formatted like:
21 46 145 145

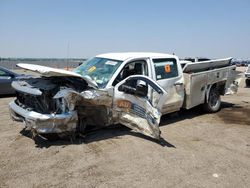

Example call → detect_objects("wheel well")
205 82 225 103
213 81 226 95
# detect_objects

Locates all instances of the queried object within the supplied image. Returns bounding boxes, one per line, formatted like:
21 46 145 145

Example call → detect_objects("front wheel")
203 87 221 113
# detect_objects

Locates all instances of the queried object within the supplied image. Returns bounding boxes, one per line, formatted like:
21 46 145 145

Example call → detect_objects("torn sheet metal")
9 88 113 134
10 63 168 140
54 89 114 129
79 90 113 106
54 89 113 109
115 99 162 139
113 75 168 140
17 63 98 88
11 81 42 96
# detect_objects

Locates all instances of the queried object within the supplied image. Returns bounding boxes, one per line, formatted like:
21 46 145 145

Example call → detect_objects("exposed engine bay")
14 77 87 113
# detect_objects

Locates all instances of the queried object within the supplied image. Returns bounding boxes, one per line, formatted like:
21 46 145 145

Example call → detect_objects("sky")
0 0 250 59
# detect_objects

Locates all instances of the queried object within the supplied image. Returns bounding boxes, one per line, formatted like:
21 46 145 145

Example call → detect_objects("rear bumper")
9 101 78 134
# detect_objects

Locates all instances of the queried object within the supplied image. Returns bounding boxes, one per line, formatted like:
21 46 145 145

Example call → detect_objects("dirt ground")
0 68 249 188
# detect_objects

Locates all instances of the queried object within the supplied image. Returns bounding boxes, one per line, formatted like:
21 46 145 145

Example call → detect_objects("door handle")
174 82 183 86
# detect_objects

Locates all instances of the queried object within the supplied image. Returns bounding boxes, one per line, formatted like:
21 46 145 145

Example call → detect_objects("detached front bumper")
9 101 78 134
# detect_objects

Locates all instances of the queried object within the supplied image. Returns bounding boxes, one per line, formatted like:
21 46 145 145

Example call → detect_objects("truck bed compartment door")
113 75 167 139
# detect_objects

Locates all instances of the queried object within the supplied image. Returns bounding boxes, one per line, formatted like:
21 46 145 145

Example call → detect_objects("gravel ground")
0 67 249 188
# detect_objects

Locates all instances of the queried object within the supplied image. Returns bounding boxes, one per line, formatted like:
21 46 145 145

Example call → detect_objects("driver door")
113 75 167 139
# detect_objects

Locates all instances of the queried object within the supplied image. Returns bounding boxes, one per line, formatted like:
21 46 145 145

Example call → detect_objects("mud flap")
225 75 242 95
113 75 167 139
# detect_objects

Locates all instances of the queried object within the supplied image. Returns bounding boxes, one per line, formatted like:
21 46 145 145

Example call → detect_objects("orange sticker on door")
116 100 132 109
164 64 171 73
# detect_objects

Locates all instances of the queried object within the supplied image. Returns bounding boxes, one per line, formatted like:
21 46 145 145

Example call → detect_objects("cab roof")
96 52 177 61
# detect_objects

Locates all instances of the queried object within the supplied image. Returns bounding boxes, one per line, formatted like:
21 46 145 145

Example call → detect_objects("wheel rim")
209 92 218 107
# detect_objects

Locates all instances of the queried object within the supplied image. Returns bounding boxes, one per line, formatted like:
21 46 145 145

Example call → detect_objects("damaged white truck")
9 53 239 140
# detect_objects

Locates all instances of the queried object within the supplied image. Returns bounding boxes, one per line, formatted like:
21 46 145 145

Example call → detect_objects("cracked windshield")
74 57 122 88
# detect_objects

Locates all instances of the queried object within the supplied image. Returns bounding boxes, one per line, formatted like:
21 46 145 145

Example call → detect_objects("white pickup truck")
9 52 239 140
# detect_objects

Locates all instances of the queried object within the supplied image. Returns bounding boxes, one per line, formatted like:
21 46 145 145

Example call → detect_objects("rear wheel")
203 87 221 113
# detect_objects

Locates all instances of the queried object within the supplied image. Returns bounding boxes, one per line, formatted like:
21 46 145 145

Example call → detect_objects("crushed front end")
9 77 87 135
9 74 165 141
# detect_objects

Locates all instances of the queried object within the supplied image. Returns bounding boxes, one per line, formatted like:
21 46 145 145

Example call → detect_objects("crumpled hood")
17 63 98 88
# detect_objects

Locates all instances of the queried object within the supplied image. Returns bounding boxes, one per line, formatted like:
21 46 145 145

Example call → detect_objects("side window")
113 60 148 86
153 58 178 80
0 70 8 76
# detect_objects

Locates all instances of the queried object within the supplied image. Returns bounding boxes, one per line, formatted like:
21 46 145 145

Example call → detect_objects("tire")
40 133 60 141
246 79 250 87
203 87 221 113
40 132 75 141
